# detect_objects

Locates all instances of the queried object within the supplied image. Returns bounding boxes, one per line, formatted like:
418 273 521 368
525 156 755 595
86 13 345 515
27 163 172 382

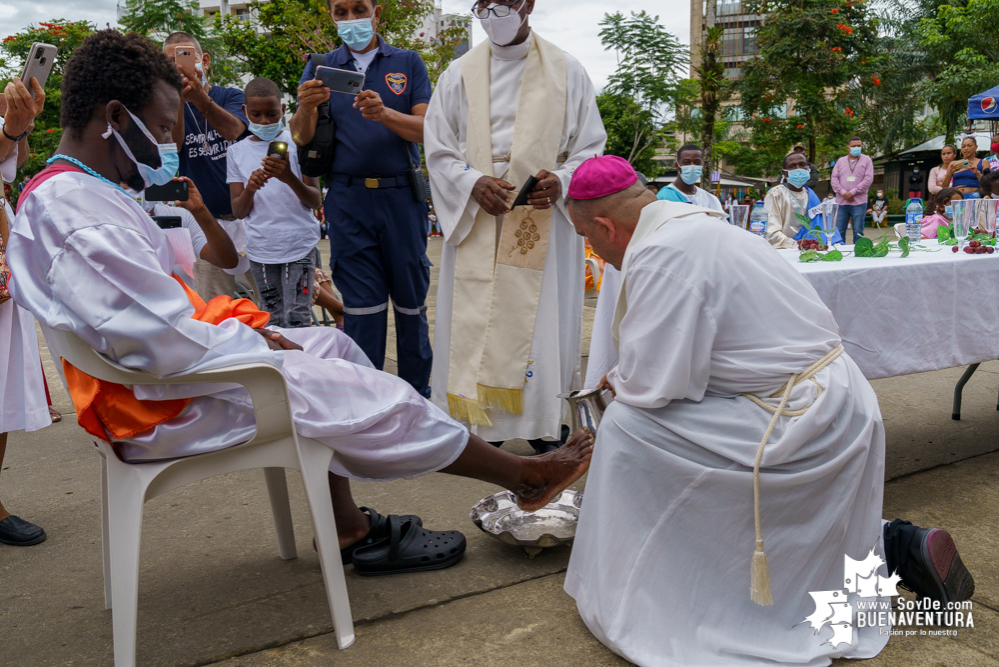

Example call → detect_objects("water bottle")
905 198 923 244
749 201 767 238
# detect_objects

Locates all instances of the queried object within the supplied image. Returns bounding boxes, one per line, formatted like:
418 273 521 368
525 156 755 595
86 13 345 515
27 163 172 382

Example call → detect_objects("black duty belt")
331 173 409 189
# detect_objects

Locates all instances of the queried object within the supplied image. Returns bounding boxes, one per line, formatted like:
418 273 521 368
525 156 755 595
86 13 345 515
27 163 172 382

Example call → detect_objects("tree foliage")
119 0 209 42
739 0 879 166
695 25 729 188
213 0 467 99
918 0 999 142
598 11 688 170
597 92 663 178
0 20 95 185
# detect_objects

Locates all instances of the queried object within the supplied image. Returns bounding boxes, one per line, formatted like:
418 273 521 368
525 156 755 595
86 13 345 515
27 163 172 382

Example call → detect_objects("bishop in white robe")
425 25 606 446
562 156 974 666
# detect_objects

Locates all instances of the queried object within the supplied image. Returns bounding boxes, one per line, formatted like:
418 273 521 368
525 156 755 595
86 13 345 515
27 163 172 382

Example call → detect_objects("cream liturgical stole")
447 35 568 426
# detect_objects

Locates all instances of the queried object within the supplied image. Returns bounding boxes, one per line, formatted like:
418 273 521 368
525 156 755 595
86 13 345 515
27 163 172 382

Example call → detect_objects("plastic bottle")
749 201 768 238
905 198 923 244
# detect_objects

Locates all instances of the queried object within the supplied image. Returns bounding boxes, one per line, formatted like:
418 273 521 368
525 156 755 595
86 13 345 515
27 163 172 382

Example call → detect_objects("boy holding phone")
227 77 322 328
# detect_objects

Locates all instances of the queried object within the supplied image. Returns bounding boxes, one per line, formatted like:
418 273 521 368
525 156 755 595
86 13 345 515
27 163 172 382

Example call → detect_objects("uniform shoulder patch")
386 73 408 95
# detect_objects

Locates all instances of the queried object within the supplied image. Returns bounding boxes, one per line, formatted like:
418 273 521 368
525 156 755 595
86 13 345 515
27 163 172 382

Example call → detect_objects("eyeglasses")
471 1 523 19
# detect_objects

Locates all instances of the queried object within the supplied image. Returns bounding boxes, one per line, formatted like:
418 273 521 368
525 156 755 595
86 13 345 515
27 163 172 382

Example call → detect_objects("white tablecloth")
779 241 999 379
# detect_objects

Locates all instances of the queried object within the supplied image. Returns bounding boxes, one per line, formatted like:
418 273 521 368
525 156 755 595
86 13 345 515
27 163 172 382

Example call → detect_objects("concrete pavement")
1 236 998 666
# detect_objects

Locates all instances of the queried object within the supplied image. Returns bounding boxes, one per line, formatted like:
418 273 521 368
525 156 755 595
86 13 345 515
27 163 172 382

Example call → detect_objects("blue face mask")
680 164 703 185
786 168 811 188
248 117 286 142
337 18 375 51
103 106 179 188
945 205 953 218
850 146 862 157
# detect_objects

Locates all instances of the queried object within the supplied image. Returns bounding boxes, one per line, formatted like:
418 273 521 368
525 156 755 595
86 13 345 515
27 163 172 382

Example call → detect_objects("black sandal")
313 507 423 564
351 515 466 577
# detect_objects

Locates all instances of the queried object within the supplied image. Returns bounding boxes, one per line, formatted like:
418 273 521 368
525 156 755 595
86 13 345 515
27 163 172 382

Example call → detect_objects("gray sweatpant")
249 256 314 328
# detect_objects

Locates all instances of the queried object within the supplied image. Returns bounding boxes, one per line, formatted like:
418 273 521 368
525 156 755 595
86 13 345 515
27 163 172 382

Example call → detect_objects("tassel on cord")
447 394 493 426
477 384 524 415
745 345 844 606
750 371 797 607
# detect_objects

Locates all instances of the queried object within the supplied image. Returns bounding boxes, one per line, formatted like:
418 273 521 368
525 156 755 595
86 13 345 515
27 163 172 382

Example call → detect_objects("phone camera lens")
39 57 46 66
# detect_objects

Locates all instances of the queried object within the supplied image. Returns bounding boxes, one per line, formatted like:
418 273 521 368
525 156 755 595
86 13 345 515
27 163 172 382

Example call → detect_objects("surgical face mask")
945 205 954 217
479 2 528 47
103 106 179 189
786 168 810 188
248 117 286 142
680 164 703 185
913 167 919 173
337 17 375 51
876 192 884 198
850 146 862 157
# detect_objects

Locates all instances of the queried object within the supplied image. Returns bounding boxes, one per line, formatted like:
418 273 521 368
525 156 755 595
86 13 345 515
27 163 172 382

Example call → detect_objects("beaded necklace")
47 155 130 195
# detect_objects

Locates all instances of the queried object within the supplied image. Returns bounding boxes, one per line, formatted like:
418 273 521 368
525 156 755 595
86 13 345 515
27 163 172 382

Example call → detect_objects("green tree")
0 20 95 187
213 0 467 99
598 11 688 171
739 0 879 167
596 92 663 178
695 25 730 188
918 0 999 142
119 0 209 42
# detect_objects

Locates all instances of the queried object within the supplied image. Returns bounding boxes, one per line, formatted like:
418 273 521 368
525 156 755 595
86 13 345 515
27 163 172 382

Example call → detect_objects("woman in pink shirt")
928 144 956 195
921 187 962 239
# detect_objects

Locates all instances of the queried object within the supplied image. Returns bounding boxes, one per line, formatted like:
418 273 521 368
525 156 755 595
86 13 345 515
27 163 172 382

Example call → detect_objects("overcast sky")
2 0 691 89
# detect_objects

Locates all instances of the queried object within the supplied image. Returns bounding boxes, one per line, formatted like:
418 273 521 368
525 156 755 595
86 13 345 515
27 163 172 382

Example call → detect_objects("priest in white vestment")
563 156 974 666
425 0 606 451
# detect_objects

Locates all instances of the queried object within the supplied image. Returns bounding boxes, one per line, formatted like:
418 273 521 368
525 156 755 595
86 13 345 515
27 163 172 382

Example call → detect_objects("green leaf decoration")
898 236 910 258
820 249 844 262
937 225 952 243
854 237 876 257
798 249 821 262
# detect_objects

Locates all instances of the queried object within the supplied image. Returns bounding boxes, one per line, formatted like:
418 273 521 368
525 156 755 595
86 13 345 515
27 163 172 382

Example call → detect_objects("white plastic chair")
894 222 906 239
40 324 354 666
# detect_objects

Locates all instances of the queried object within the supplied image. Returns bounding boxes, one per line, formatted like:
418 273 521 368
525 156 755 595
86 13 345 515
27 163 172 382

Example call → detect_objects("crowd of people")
0 0 983 665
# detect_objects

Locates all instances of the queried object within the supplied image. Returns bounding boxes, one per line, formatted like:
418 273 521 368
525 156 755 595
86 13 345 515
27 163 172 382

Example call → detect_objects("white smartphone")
21 42 58 99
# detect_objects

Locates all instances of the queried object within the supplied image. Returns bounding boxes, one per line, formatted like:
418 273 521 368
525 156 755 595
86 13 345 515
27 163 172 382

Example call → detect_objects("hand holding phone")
314 66 365 95
174 47 199 73
262 154 292 183
20 43 57 100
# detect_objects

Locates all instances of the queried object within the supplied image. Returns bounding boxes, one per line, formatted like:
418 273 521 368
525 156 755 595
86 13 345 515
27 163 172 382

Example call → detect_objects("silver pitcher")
559 387 608 434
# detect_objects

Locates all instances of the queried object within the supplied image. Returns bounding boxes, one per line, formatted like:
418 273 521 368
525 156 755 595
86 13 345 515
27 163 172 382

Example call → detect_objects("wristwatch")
2 124 30 142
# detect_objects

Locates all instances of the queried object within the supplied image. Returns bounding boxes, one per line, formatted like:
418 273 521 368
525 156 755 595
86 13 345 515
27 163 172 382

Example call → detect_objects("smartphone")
174 47 199 73
267 140 288 159
959 160 971 168
145 180 189 202
151 216 183 230
314 66 365 95
511 175 540 208
20 43 58 99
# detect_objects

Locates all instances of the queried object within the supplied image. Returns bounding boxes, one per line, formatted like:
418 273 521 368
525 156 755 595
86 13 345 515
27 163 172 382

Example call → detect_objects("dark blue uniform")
300 37 433 397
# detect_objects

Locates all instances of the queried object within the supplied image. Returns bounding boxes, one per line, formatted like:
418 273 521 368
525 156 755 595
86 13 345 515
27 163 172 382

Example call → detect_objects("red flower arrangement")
872 75 881 85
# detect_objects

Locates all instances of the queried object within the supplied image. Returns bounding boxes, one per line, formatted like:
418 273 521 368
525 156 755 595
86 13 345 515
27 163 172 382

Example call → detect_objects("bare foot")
513 428 594 512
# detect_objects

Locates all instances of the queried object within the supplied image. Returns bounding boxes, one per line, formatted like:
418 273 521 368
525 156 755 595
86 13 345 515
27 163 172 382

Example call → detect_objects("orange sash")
64 276 270 441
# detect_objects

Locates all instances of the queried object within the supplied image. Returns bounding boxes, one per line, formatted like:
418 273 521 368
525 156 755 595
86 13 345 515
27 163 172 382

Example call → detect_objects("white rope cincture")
745 344 845 606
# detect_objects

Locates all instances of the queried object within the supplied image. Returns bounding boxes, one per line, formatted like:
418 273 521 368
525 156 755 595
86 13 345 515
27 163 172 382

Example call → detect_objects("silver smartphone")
314 65 365 95
21 42 58 99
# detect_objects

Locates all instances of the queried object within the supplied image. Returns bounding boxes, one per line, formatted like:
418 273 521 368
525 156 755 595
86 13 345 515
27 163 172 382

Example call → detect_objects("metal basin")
470 489 582 557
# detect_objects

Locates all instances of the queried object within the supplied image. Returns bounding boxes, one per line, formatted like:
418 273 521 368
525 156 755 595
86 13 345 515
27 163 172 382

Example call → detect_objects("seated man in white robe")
562 156 974 666
8 29 593 577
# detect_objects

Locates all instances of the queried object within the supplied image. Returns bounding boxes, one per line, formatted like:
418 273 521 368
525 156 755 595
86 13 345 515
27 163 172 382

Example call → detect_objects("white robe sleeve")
607 250 717 409
425 62 487 247
553 56 607 222
0 118 16 185
49 224 271 379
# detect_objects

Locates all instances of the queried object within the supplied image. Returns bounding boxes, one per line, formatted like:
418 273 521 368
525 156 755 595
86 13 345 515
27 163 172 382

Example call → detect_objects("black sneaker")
897 527 975 605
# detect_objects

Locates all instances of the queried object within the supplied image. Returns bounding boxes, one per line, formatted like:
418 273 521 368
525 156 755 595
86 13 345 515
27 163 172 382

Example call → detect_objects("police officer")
291 0 433 397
